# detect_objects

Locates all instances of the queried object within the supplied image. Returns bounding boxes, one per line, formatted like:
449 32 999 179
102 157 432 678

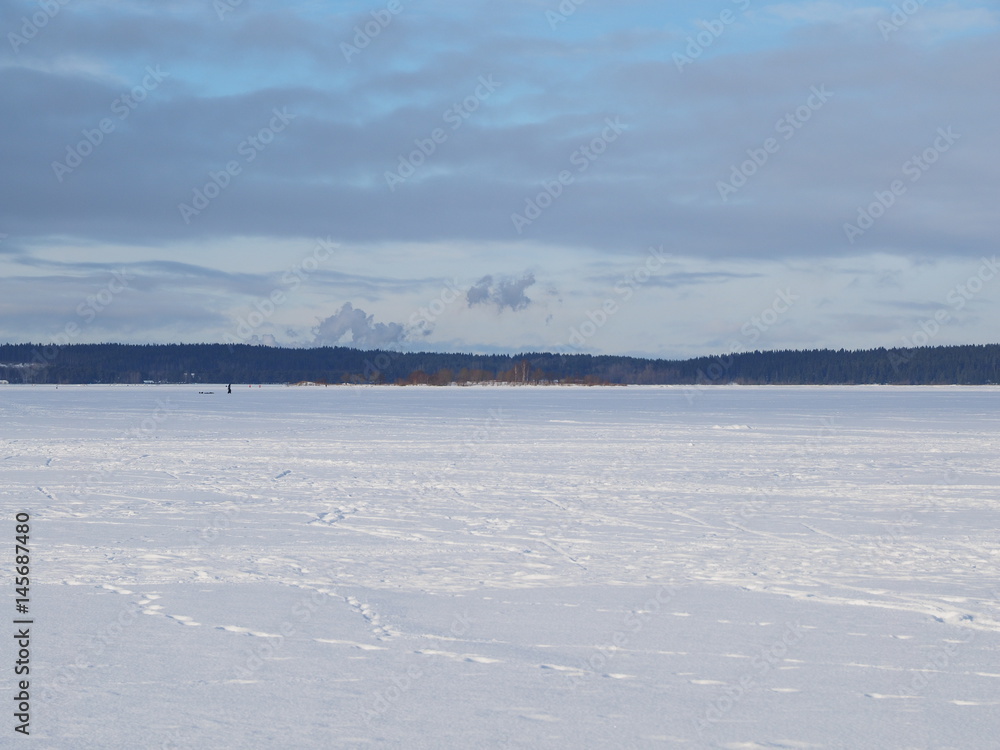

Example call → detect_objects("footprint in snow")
100 584 134 595
215 625 282 638
310 511 345 526
166 614 201 627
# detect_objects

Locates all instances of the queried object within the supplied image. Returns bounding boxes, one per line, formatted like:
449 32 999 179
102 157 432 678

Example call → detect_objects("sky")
1 0 997 359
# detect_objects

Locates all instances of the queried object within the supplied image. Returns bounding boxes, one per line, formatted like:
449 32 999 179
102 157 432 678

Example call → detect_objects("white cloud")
311 302 407 347
466 272 537 312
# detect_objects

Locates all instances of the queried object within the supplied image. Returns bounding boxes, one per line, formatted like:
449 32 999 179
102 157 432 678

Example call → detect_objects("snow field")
1 384 999 748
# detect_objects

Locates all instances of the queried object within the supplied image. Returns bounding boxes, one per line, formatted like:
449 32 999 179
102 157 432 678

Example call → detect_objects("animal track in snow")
215 625 282 638
140 599 280 636
314 638 387 651
345 595 397 639
166 614 201 627
100 584 134 595
414 649 502 664
539 663 586 676
309 504 367 526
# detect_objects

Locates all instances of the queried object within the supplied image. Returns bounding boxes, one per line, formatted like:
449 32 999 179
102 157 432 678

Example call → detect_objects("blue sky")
1 0 997 357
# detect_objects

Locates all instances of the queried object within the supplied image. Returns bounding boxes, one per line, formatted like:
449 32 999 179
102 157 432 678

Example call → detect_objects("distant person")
227 383 232 394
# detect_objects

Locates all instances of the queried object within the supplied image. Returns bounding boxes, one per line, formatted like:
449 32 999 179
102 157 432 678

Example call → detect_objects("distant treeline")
0 342 998 385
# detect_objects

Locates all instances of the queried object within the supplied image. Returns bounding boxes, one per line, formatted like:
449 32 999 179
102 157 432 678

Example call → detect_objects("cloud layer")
1 1 997 355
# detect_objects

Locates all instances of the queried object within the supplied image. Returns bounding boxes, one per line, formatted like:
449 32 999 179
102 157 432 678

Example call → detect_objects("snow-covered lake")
3 384 999 749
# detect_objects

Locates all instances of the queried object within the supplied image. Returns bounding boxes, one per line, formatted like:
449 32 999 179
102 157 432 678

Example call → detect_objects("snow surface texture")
2 384 1000 749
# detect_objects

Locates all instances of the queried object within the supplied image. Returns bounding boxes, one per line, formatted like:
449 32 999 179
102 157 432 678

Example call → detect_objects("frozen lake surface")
2 384 1000 749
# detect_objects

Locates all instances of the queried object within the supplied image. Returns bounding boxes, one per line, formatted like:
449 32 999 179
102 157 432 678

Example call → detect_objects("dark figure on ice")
227 383 232 394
